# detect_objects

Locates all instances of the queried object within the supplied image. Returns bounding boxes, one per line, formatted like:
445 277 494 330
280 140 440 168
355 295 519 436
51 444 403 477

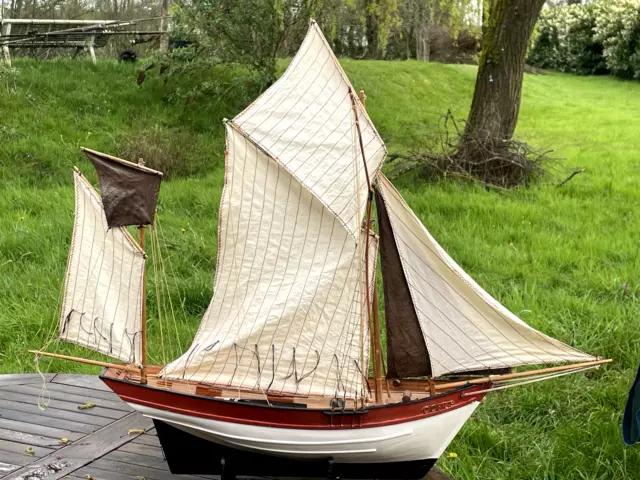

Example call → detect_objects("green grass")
1 58 640 479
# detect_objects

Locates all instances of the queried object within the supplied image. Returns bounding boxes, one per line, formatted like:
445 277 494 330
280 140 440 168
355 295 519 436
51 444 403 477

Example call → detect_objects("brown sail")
375 188 432 378
82 147 162 228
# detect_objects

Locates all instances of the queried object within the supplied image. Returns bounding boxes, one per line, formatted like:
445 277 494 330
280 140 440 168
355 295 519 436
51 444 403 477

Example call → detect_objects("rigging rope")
150 225 167 367
155 216 184 354
35 256 69 410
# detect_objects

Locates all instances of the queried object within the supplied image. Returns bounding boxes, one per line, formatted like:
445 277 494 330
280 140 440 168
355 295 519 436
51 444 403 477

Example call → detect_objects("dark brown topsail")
83 148 163 228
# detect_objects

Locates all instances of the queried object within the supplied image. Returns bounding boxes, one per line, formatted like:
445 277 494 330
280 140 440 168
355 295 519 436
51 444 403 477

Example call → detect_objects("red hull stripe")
102 377 488 430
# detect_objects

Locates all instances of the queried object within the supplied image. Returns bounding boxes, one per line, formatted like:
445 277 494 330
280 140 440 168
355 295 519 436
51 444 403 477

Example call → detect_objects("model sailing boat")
33 21 610 479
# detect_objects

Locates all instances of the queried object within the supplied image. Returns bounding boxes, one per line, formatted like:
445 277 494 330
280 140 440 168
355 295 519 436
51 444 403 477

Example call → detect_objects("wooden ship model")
33 21 609 480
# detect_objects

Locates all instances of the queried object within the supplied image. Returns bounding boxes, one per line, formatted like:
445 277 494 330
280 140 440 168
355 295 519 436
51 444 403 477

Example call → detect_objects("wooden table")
0 374 452 480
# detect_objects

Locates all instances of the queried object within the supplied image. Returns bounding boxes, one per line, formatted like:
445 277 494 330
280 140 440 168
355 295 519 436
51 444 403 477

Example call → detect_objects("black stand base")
153 420 436 479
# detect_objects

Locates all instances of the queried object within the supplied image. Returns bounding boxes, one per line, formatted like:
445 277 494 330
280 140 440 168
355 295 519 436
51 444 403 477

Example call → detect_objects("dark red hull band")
101 374 489 430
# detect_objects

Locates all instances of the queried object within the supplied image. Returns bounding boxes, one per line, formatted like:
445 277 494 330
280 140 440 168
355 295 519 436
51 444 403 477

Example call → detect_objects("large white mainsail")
162 124 378 399
375 173 595 377
162 21 385 399
59 171 146 365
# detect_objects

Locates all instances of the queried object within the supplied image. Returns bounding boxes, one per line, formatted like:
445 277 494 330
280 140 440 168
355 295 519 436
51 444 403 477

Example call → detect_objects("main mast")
350 88 384 404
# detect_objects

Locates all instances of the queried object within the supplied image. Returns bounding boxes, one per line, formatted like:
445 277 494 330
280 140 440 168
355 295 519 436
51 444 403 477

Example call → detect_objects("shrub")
528 0 640 79
594 0 640 78
528 3 605 75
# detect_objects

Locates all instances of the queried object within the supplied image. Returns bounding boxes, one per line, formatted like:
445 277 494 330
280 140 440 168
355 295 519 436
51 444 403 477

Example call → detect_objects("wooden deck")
0 374 452 480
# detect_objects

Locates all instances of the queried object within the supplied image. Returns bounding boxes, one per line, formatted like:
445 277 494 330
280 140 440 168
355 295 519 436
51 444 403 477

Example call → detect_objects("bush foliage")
528 0 640 79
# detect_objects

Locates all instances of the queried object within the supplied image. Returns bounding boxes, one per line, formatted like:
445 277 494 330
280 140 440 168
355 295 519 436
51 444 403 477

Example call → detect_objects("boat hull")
153 418 438 479
101 374 487 478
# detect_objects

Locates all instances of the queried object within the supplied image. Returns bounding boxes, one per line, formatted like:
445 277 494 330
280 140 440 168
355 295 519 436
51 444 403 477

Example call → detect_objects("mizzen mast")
137 157 149 385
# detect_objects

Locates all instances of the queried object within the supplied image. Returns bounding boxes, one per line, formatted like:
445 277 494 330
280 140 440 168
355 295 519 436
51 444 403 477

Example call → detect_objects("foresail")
161 125 377 399
59 171 145 365
376 187 431 378
376 174 595 377
233 21 386 239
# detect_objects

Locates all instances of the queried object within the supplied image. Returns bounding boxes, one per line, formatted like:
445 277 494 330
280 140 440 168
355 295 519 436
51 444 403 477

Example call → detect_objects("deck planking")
0 374 453 480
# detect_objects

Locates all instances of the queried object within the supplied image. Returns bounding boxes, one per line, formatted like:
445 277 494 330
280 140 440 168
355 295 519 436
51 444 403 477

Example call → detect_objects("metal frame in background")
0 17 167 65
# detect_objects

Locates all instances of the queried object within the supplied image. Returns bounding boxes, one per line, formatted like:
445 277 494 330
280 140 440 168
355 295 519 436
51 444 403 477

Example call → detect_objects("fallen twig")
556 168 585 187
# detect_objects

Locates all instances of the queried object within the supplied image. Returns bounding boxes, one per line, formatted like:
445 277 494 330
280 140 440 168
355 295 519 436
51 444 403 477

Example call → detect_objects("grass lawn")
1 58 639 479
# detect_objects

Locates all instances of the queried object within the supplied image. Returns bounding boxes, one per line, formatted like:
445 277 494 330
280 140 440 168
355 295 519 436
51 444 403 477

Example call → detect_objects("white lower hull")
131 401 479 464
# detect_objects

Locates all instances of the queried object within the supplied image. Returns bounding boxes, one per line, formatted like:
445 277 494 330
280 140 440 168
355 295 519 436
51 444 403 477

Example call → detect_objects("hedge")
528 0 640 80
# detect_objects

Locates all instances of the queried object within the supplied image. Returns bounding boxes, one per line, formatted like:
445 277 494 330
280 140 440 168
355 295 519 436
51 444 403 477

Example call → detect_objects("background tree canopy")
0 0 485 63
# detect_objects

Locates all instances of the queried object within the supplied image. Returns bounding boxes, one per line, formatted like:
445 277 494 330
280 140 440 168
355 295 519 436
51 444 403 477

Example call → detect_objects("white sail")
59 171 145 365
162 124 377 399
376 174 595 377
234 21 386 240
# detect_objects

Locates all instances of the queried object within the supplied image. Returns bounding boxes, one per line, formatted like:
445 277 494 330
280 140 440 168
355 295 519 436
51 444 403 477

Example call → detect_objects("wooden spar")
433 358 612 391
359 87 382 403
138 156 148 385
357 88 377 402
350 88 372 402
350 88 383 404
139 225 148 384
80 147 163 176
28 350 142 374
372 287 384 402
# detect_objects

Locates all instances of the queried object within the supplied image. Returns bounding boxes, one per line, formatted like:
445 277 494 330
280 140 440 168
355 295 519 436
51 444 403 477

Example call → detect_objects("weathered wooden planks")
118 442 165 459
0 400 111 433
0 389 124 420
0 453 33 468
73 466 144 480
0 374 56 386
0 374 455 480
0 417 85 442
0 462 19 476
43 380 129 402
0 438 54 457
0 398 112 428
2 412 152 480
1 384 132 412
131 434 162 447
0 428 62 449
89 458 200 480
51 374 111 392
104 451 169 470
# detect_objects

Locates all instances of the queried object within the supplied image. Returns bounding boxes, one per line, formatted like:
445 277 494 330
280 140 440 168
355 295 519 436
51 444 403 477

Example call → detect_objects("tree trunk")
159 0 169 54
461 0 545 149
365 1 378 59
423 23 430 62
